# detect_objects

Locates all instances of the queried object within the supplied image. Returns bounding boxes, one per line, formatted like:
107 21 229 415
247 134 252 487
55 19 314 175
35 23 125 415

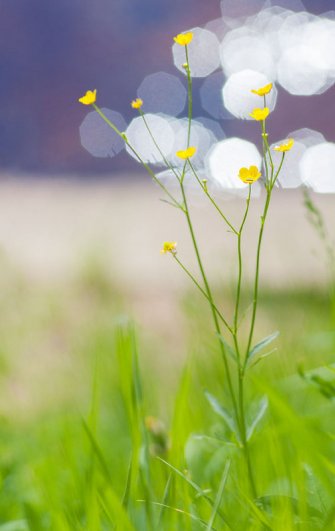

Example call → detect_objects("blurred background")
0 0 334 418
0 2 334 526
0 0 335 175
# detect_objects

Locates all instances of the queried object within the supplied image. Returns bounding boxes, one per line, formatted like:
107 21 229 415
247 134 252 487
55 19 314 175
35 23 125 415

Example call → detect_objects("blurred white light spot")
206 137 262 189
195 116 226 140
220 32 276 79
271 140 306 189
172 27 221 78
277 46 329 96
300 143 335 193
169 118 217 168
289 128 325 148
200 72 234 120
272 128 325 189
79 108 126 158
137 72 187 116
125 114 174 165
222 70 277 119
218 6 335 97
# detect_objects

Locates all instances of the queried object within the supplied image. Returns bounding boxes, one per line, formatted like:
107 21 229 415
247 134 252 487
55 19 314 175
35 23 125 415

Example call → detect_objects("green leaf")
217 335 237 363
157 458 232 529
247 397 268 441
206 460 231 530
247 348 277 369
247 331 279 365
204 391 237 438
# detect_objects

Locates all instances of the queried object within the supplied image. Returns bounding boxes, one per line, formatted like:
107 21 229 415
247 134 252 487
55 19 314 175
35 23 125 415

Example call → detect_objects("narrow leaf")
248 331 279 362
157 457 232 529
204 391 237 436
247 397 268 441
217 335 237 363
206 460 231 530
247 348 277 369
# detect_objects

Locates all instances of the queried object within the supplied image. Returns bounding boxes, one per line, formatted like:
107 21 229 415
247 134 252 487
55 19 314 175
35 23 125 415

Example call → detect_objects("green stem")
234 186 251 343
179 181 239 419
271 152 285 190
92 104 181 209
185 46 192 147
188 161 238 235
231 185 257 497
243 189 272 372
182 44 238 419
238 371 257 498
139 110 181 182
173 254 232 333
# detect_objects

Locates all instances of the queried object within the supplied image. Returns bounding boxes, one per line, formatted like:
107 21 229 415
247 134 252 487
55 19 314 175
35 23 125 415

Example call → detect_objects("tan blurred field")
0 174 333 290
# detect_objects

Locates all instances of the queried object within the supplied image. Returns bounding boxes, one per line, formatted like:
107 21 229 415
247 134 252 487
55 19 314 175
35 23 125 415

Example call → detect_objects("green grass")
0 258 334 530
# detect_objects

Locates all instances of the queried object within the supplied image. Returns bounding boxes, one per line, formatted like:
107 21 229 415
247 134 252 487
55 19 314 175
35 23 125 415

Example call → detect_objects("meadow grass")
0 259 334 530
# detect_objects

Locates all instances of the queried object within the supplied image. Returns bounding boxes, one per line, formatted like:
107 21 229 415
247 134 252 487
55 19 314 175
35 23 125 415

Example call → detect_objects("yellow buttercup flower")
249 107 270 121
251 83 273 97
160 241 177 255
238 166 261 184
78 89 97 105
176 146 196 159
273 138 294 152
131 98 143 110
173 32 193 46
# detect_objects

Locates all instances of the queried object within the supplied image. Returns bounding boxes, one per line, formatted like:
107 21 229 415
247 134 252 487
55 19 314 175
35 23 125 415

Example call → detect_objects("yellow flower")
249 107 270 121
176 146 196 159
238 166 261 184
131 98 143 110
273 138 294 152
251 83 273 96
160 241 177 255
173 32 193 46
78 89 97 105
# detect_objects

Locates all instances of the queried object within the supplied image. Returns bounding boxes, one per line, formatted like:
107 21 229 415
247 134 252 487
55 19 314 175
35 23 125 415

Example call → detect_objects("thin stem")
179 181 239 419
188 160 238 235
243 189 272 371
182 44 238 420
262 95 274 178
238 373 257 498
231 185 257 498
271 152 285 190
139 110 181 182
234 186 251 335
185 46 192 147
92 104 181 209
261 122 274 186
173 254 233 333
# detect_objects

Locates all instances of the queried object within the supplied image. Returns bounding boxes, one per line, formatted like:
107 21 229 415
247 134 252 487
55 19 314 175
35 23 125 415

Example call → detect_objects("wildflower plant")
78 24 333 529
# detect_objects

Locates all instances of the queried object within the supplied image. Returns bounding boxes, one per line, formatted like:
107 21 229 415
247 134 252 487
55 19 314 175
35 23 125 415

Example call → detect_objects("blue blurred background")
1 0 335 176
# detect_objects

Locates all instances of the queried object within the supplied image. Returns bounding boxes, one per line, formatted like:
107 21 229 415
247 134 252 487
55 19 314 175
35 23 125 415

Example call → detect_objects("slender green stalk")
188 160 238 235
173 254 232 333
234 186 251 342
181 45 238 420
243 189 271 372
92 104 181 209
185 46 192 147
238 374 257 498
231 185 257 497
139 110 181 182
262 96 274 178
271 152 285 190
179 180 239 419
